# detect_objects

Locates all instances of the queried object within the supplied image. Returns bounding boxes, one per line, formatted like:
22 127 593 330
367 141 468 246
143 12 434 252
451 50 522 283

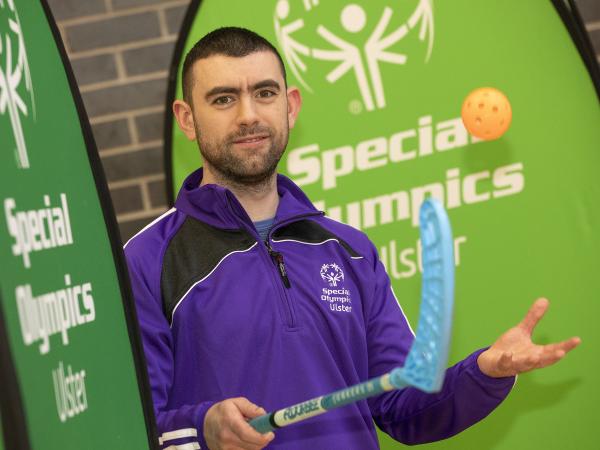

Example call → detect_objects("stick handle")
249 369 406 433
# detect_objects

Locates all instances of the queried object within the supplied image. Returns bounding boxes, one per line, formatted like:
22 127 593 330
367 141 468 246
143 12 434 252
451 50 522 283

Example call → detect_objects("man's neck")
201 166 279 222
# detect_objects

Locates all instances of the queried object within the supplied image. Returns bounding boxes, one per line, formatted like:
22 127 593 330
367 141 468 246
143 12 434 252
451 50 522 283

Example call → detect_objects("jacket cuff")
465 347 517 399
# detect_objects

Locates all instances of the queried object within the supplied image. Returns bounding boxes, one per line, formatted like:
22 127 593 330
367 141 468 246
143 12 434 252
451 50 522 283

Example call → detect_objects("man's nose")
236 96 260 127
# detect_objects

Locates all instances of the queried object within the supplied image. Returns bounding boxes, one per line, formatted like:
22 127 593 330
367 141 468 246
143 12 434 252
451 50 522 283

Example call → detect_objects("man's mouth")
233 134 269 144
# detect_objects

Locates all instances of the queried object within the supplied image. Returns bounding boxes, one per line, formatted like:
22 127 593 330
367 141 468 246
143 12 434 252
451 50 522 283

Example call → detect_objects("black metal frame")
552 0 600 100
164 0 202 206
0 293 31 450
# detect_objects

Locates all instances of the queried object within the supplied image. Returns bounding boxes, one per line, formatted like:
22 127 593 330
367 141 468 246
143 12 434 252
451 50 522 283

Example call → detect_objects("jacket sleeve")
364 243 515 445
125 243 215 450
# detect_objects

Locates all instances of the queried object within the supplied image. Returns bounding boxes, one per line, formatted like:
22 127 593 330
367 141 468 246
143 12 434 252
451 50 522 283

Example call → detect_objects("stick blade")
395 198 454 392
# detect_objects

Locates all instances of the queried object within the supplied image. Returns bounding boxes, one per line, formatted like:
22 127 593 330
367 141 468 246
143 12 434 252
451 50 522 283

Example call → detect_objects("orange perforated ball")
461 87 512 140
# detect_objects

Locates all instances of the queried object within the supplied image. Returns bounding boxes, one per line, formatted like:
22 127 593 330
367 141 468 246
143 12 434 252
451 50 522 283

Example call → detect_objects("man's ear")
172 100 197 140
286 86 302 129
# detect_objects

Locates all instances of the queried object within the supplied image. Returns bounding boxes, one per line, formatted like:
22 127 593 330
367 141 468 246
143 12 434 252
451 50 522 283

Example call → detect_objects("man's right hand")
204 397 275 450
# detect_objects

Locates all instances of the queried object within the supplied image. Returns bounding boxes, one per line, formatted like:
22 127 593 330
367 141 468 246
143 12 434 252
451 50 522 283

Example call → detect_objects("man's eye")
214 96 233 105
257 90 276 99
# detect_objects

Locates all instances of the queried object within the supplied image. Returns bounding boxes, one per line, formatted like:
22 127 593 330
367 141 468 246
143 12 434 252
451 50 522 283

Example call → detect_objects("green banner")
167 0 599 448
0 1 156 448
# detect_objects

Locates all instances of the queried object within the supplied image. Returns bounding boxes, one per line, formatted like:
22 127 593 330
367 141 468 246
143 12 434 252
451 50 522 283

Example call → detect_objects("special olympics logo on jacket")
320 263 344 287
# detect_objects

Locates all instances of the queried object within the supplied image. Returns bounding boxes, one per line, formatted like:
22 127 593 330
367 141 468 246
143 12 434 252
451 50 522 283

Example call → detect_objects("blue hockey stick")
250 198 455 433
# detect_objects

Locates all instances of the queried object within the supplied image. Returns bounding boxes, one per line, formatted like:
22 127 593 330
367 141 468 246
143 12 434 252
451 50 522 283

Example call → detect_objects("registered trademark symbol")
349 99 363 114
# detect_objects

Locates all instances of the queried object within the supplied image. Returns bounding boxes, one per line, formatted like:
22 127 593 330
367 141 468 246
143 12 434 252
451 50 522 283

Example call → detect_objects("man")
124 27 580 450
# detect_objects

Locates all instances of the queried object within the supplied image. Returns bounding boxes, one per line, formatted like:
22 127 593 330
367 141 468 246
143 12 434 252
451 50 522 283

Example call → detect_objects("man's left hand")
477 298 581 378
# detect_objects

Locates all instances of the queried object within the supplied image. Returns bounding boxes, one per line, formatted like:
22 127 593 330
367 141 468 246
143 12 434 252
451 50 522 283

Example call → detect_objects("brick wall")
46 0 191 243
46 0 599 244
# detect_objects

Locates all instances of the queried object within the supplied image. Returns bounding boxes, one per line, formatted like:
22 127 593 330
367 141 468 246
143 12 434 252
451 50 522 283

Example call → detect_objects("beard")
196 122 289 189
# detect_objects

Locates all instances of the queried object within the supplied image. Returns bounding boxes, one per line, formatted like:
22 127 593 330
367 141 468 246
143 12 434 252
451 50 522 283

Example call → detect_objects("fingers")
229 398 274 446
537 337 582 368
204 398 275 450
232 397 267 419
230 420 274 448
507 336 582 374
519 298 549 335
544 337 581 354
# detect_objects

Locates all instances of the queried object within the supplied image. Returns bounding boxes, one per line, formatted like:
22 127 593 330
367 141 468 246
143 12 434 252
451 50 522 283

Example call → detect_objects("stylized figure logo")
274 0 312 92
320 263 345 287
0 0 35 169
273 0 434 112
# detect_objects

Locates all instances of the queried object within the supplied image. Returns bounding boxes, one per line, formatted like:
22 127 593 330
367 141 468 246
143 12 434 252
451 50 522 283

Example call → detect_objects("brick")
148 179 168 208
46 0 106 21
65 12 161 53
123 42 175 76
81 78 167 117
112 0 163 10
92 119 131 149
135 111 165 142
70 54 118 86
575 0 600 23
589 29 600 56
165 5 188 36
109 184 144 215
101 146 164 182
119 215 158 243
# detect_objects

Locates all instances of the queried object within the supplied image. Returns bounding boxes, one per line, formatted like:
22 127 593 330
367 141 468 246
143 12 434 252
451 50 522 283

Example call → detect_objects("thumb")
232 397 267 419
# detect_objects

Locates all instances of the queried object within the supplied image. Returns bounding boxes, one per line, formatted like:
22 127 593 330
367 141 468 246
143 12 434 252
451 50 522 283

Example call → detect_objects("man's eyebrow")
204 86 241 100
252 79 281 91
204 79 281 100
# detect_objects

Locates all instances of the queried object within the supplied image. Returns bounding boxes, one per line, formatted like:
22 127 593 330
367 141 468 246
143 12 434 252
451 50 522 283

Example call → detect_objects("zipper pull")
266 241 291 288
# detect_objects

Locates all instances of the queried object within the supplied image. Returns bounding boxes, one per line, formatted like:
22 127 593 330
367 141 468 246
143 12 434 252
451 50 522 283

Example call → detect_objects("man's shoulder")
123 207 181 262
307 215 377 263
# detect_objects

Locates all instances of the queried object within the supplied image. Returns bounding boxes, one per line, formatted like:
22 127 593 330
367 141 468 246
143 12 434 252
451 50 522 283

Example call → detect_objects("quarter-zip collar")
174 168 322 231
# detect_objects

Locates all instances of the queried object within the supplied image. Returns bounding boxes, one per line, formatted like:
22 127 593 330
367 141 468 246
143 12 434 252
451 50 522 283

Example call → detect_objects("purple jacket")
124 168 515 449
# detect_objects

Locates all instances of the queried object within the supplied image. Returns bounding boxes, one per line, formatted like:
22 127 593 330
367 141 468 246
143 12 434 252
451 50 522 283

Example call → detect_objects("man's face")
188 51 293 186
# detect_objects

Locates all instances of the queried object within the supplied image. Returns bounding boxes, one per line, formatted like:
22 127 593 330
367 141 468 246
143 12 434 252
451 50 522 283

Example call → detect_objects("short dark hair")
182 27 287 103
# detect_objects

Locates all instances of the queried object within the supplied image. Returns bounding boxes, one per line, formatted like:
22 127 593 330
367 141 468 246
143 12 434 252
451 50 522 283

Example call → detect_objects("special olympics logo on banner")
274 0 434 112
0 0 35 169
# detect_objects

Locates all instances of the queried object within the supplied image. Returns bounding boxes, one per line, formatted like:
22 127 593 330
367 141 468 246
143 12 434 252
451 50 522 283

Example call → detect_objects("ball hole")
475 117 482 125
478 103 484 109
492 106 499 112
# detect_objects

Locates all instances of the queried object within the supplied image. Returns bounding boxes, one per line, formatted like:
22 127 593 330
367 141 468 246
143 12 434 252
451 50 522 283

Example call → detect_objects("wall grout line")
108 174 165 190
114 51 127 79
140 180 153 210
67 36 177 60
99 141 164 158
157 8 170 38
99 140 164 158
89 105 165 124
127 116 141 146
79 71 168 93
585 20 600 32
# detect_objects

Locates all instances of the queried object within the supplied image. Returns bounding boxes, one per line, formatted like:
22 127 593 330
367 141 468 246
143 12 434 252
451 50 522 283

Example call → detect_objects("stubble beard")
197 123 289 192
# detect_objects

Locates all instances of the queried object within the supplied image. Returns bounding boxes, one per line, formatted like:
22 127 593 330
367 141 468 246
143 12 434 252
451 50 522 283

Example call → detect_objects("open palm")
477 298 581 378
